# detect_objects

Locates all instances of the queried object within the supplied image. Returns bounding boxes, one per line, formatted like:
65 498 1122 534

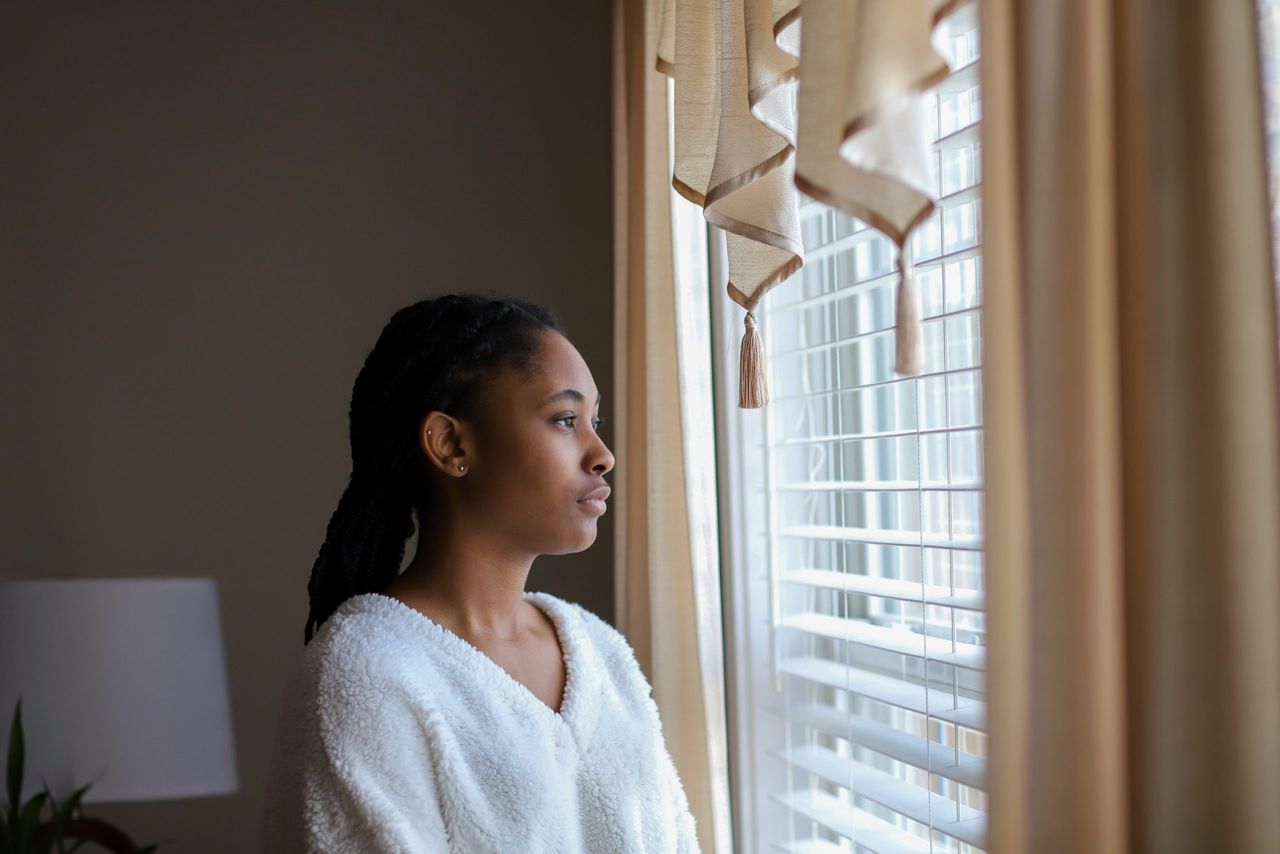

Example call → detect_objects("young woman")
260 293 700 852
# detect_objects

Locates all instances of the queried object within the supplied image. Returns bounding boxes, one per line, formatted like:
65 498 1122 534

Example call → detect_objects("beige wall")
0 3 614 851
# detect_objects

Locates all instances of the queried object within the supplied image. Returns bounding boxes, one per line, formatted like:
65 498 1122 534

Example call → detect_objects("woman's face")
456 329 615 555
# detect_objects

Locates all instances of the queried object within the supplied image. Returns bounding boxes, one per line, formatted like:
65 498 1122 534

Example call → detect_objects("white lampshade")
0 577 239 803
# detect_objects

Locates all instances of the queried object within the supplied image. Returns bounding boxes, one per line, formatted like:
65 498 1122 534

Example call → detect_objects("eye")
554 415 607 431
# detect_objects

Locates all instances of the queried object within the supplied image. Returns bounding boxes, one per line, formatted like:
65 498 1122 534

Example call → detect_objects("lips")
579 486 611 502
577 485 610 515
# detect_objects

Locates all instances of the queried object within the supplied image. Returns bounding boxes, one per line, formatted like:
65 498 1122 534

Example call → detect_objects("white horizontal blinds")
761 9 987 853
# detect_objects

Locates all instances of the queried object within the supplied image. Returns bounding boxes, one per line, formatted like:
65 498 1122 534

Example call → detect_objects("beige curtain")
982 1 1280 851
613 1 733 852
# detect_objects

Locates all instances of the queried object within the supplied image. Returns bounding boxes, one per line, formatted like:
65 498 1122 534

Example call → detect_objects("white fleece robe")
260 590 701 853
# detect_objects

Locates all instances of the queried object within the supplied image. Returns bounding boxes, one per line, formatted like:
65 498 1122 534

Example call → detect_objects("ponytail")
303 474 415 645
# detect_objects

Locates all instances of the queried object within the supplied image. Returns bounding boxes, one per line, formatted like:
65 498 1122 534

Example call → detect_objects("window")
1258 0 1280 301
710 6 988 851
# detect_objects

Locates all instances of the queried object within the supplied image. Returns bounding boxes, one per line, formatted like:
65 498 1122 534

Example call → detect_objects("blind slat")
774 838 849 854
782 611 986 672
770 305 982 360
770 789 933 854
775 744 988 849
772 479 982 493
779 656 987 731
766 365 982 404
767 244 982 315
798 182 982 269
936 120 981 152
937 56 980 95
776 523 984 552
772 423 982 449
768 702 987 790
781 567 985 611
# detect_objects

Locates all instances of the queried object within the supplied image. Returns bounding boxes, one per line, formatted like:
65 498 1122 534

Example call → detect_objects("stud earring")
459 465 465 471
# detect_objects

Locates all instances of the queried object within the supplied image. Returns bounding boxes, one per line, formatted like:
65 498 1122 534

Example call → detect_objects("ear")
419 412 470 477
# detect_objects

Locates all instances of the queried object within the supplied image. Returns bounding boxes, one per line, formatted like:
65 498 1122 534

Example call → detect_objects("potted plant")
1 699 158 854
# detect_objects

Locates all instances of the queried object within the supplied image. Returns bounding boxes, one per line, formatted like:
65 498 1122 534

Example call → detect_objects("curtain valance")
657 0 962 407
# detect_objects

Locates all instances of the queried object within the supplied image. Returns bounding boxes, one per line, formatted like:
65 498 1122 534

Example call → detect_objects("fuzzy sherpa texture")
260 590 701 853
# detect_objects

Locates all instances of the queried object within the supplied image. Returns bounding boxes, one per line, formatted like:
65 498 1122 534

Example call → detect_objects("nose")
588 433 614 475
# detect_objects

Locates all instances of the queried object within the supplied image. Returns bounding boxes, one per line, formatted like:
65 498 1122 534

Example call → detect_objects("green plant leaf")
0 701 132 854
18 793 48 853
5 700 22 818
44 779 92 854
48 781 89 824
36 778 92 854
18 793 47 824
2 703 30 852
40 789 61 854
63 783 89 815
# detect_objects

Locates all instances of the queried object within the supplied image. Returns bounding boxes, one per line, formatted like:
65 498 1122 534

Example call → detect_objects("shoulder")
298 594 443 714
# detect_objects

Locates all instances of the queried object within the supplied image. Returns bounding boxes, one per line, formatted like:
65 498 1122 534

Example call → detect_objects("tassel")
739 310 769 408
894 253 924 375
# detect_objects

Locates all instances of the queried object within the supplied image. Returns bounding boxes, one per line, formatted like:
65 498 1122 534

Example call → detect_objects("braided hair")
303 292 564 645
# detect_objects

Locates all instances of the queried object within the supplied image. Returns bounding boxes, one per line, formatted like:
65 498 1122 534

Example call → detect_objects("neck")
383 509 537 641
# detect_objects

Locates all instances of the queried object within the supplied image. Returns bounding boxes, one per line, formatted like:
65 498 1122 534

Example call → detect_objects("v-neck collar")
348 590 581 728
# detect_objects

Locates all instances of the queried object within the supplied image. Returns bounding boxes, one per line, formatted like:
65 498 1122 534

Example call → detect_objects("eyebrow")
542 389 602 407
